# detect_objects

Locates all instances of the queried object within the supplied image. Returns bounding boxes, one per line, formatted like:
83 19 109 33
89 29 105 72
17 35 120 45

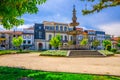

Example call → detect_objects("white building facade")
34 21 73 50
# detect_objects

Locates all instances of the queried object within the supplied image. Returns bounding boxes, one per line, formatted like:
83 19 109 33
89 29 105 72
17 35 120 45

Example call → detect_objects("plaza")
0 0 120 79
0 53 120 76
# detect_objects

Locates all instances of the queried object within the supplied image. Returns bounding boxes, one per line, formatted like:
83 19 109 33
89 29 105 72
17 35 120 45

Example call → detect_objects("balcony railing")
0 36 5 38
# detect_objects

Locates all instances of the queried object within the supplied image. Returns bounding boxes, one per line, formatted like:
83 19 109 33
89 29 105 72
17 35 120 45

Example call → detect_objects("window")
64 27 67 31
13 35 16 37
56 25 59 31
23 35 26 39
65 35 67 41
39 26 42 29
27 35 31 39
52 26 55 30
45 26 49 30
70 36 72 41
39 31 42 38
50 27 52 30
61 35 63 41
28 40 31 44
60 26 63 31
1 34 5 38
23 40 26 44
49 34 52 40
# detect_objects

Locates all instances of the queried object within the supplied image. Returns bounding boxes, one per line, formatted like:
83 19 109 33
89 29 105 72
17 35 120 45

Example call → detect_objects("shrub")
116 51 120 54
111 48 117 53
17 50 30 53
106 45 111 51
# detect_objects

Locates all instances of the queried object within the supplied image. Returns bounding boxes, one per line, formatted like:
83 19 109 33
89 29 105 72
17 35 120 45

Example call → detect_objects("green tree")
80 39 88 46
92 40 100 50
102 40 112 51
81 0 120 15
0 0 46 29
68 41 73 45
117 37 120 49
12 36 23 52
117 37 120 43
117 43 120 48
49 35 61 49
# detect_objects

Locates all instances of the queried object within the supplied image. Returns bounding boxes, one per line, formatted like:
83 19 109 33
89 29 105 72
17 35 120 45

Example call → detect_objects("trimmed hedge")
40 50 67 57
111 48 117 53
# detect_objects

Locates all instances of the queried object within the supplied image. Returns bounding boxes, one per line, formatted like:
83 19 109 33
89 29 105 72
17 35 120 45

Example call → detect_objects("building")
22 27 34 50
105 34 111 40
34 21 108 50
111 37 120 49
85 30 95 43
34 23 46 50
0 31 22 49
95 31 105 49
34 21 74 50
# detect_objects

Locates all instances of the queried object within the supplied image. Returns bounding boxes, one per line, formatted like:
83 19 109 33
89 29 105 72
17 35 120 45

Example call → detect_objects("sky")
0 0 120 36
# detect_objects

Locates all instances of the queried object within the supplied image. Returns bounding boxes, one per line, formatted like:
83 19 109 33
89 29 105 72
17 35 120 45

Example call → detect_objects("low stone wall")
68 50 105 57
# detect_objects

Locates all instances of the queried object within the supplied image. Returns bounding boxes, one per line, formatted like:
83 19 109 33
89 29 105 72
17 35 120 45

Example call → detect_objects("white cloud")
39 0 68 12
0 25 5 30
43 13 71 23
12 24 33 31
98 22 120 37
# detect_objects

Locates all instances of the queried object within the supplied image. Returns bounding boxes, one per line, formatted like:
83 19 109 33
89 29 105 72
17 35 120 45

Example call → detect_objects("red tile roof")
0 31 22 35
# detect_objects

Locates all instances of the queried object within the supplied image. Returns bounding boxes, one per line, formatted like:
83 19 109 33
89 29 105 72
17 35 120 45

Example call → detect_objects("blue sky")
0 0 120 36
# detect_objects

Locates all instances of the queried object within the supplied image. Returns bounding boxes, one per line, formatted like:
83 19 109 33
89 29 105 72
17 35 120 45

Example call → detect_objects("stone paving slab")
0 53 120 76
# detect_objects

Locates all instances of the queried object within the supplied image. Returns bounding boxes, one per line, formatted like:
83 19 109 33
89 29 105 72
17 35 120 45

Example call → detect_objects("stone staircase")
68 50 106 57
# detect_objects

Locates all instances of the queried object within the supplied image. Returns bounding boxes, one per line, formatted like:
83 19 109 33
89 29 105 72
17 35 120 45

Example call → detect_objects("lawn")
0 50 31 55
0 50 16 55
0 66 120 80
40 50 67 57
98 50 114 56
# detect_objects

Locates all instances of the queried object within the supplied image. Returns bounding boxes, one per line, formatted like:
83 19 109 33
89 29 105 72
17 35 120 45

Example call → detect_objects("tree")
12 36 23 52
117 37 120 49
49 35 61 49
0 0 46 29
92 40 100 50
102 40 112 51
81 0 120 15
80 39 88 46
117 37 120 43
117 43 120 48
68 41 73 45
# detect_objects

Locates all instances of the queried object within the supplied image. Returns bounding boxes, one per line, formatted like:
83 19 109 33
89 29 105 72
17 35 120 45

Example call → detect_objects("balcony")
0 36 5 38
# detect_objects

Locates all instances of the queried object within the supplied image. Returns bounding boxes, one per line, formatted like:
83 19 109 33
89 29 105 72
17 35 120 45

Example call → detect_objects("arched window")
61 35 63 41
56 25 59 31
70 36 72 41
64 27 67 31
65 35 67 41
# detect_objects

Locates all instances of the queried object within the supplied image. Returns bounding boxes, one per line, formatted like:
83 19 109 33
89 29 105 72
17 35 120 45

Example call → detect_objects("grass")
0 66 120 80
40 50 67 57
98 50 114 56
0 50 31 55
0 50 16 55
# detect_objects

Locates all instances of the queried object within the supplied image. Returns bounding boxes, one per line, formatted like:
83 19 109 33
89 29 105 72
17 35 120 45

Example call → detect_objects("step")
68 50 105 57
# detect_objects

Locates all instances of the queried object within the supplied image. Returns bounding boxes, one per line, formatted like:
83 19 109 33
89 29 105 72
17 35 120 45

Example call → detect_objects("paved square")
0 53 120 76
